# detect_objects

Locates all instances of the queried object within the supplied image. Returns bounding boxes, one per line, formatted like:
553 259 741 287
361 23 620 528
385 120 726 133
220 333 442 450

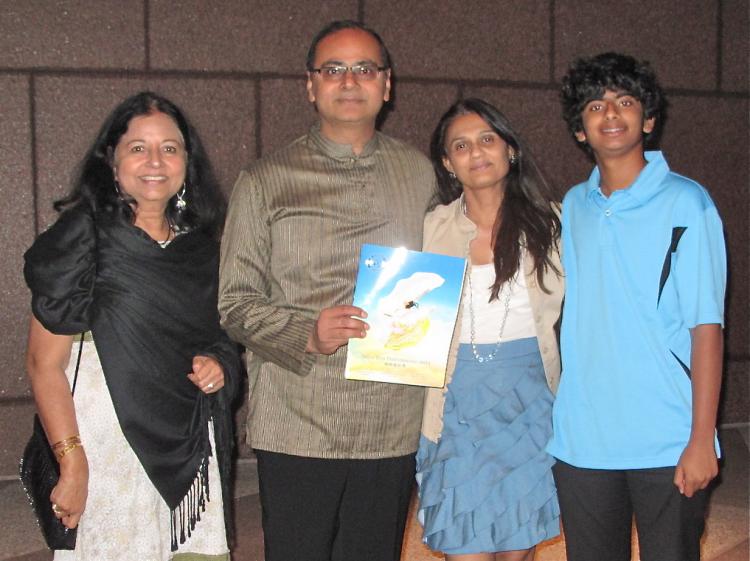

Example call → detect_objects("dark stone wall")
1 0 747 474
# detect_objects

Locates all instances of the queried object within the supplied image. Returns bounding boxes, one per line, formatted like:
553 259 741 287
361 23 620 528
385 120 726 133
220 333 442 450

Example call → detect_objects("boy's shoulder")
638 168 722 228
561 178 591 208
659 170 717 209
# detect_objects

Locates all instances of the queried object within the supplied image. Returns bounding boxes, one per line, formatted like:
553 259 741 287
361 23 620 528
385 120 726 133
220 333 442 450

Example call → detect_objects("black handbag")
19 333 84 550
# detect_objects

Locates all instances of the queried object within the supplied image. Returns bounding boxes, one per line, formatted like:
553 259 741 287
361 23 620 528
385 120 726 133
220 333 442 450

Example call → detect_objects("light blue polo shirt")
547 151 726 469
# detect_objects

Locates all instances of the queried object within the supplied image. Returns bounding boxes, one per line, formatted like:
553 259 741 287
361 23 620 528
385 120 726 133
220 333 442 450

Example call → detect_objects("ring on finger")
206 382 214 390
52 503 62 515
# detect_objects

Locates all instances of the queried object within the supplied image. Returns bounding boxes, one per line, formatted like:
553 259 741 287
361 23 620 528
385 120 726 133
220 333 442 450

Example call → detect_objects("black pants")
255 449 415 561
553 460 709 561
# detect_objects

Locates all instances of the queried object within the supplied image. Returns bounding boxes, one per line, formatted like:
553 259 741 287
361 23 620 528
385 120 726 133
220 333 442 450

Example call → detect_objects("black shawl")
24 206 241 551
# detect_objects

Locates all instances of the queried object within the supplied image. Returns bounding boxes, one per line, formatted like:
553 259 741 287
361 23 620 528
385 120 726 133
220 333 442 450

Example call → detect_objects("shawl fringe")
170 453 211 552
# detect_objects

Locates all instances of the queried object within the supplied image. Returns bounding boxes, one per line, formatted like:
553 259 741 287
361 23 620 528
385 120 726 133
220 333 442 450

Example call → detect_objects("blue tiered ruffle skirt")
416 337 560 554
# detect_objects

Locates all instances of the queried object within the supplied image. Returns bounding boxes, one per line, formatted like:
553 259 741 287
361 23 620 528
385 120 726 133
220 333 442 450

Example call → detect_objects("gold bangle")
51 435 81 451
56 442 83 461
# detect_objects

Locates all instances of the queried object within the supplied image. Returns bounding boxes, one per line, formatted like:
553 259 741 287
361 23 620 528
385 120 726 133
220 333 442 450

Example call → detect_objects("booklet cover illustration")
345 244 467 387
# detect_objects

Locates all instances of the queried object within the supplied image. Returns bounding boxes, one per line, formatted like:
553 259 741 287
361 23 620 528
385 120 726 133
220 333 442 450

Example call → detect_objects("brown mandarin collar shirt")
219 125 436 459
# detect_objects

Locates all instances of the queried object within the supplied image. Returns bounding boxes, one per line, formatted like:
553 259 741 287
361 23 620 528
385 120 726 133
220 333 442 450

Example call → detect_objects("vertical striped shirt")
219 124 436 458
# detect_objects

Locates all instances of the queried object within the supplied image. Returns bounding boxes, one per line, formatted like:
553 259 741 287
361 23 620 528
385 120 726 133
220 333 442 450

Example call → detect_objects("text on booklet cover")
345 244 467 387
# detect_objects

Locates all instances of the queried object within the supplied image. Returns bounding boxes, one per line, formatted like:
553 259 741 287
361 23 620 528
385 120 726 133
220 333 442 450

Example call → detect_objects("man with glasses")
219 20 435 561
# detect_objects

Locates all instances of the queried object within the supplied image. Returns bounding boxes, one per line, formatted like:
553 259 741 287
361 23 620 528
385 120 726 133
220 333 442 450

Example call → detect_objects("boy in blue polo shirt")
548 52 726 561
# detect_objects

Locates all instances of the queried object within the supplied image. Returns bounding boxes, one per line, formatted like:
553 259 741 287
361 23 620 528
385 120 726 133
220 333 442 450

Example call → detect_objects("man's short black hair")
561 52 666 146
305 20 392 71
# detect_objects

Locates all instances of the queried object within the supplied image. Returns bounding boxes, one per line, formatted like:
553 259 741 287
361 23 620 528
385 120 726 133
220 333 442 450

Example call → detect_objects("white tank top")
459 261 536 344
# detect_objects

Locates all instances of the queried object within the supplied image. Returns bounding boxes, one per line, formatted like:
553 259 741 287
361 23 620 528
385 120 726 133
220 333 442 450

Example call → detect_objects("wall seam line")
144 0 151 70
549 0 556 84
0 69 746 99
29 74 39 235
716 0 723 91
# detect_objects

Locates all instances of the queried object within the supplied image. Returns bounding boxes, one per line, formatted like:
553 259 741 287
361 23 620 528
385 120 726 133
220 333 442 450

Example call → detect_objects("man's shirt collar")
308 123 379 160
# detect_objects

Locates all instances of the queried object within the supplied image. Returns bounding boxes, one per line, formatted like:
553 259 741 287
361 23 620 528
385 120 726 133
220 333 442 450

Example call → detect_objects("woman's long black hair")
55 91 225 238
430 98 561 296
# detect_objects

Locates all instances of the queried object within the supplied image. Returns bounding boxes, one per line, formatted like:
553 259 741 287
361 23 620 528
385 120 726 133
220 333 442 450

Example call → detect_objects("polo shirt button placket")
601 207 614 246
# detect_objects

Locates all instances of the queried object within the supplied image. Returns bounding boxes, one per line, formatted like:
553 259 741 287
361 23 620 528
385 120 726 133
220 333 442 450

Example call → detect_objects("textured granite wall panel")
150 0 357 73
721 361 749 425
659 95 749 358
259 78 317 158
554 0 718 90
34 76 256 230
462 86 591 197
380 82 460 156
721 0 750 93
368 0 550 82
0 77 35 398
0 400 36 476
0 1 145 69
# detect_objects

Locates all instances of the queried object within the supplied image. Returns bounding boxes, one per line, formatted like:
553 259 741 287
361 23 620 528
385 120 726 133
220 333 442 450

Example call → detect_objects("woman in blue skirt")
417 98 564 561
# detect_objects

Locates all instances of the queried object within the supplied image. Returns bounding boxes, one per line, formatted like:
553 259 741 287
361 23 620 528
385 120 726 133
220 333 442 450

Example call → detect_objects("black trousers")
553 460 709 561
255 449 415 561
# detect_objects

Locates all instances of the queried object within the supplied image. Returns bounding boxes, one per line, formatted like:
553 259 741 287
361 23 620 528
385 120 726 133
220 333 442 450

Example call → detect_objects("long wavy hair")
430 98 561 296
55 91 225 238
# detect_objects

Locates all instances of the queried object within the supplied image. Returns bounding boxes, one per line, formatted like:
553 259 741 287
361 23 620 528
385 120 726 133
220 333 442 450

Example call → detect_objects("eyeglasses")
310 63 388 82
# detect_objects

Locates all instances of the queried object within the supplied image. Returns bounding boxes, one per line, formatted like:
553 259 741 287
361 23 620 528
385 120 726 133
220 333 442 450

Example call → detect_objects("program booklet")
344 244 467 388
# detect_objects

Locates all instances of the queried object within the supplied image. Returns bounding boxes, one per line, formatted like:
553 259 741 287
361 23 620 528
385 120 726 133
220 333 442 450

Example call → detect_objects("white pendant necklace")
467 266 512 363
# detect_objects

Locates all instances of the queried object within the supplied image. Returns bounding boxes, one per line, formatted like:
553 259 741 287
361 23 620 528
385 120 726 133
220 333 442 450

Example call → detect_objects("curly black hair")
561 52 666 149
54 91 225 238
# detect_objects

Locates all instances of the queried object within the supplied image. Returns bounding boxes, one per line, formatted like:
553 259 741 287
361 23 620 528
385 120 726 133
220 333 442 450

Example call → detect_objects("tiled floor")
3 427 747 561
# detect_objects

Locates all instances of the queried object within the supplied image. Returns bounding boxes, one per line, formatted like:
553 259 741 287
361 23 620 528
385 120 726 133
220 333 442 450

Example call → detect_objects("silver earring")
449 172 456 179
509 153 517 165
175 184 187 211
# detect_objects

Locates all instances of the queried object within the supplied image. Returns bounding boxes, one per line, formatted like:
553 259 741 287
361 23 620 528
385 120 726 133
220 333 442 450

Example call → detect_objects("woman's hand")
50 447 89 529
187 355 225 394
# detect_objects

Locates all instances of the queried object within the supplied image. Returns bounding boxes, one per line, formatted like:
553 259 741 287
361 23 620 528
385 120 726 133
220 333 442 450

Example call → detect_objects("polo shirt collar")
586 151 670 206
308 123 380 161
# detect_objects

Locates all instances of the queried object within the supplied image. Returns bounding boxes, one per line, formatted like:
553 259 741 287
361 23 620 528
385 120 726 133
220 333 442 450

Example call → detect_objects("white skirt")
54 339 229 561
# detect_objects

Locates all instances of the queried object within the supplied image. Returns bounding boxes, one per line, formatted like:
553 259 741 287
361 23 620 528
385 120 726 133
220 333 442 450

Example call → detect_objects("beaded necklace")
461 194 512 362
466 266 511 362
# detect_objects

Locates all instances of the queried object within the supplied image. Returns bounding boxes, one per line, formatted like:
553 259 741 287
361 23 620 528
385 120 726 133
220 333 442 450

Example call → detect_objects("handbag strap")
69 332 85 396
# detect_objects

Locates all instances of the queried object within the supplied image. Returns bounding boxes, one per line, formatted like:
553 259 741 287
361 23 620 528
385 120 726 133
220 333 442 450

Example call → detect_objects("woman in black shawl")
24 92 241 560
